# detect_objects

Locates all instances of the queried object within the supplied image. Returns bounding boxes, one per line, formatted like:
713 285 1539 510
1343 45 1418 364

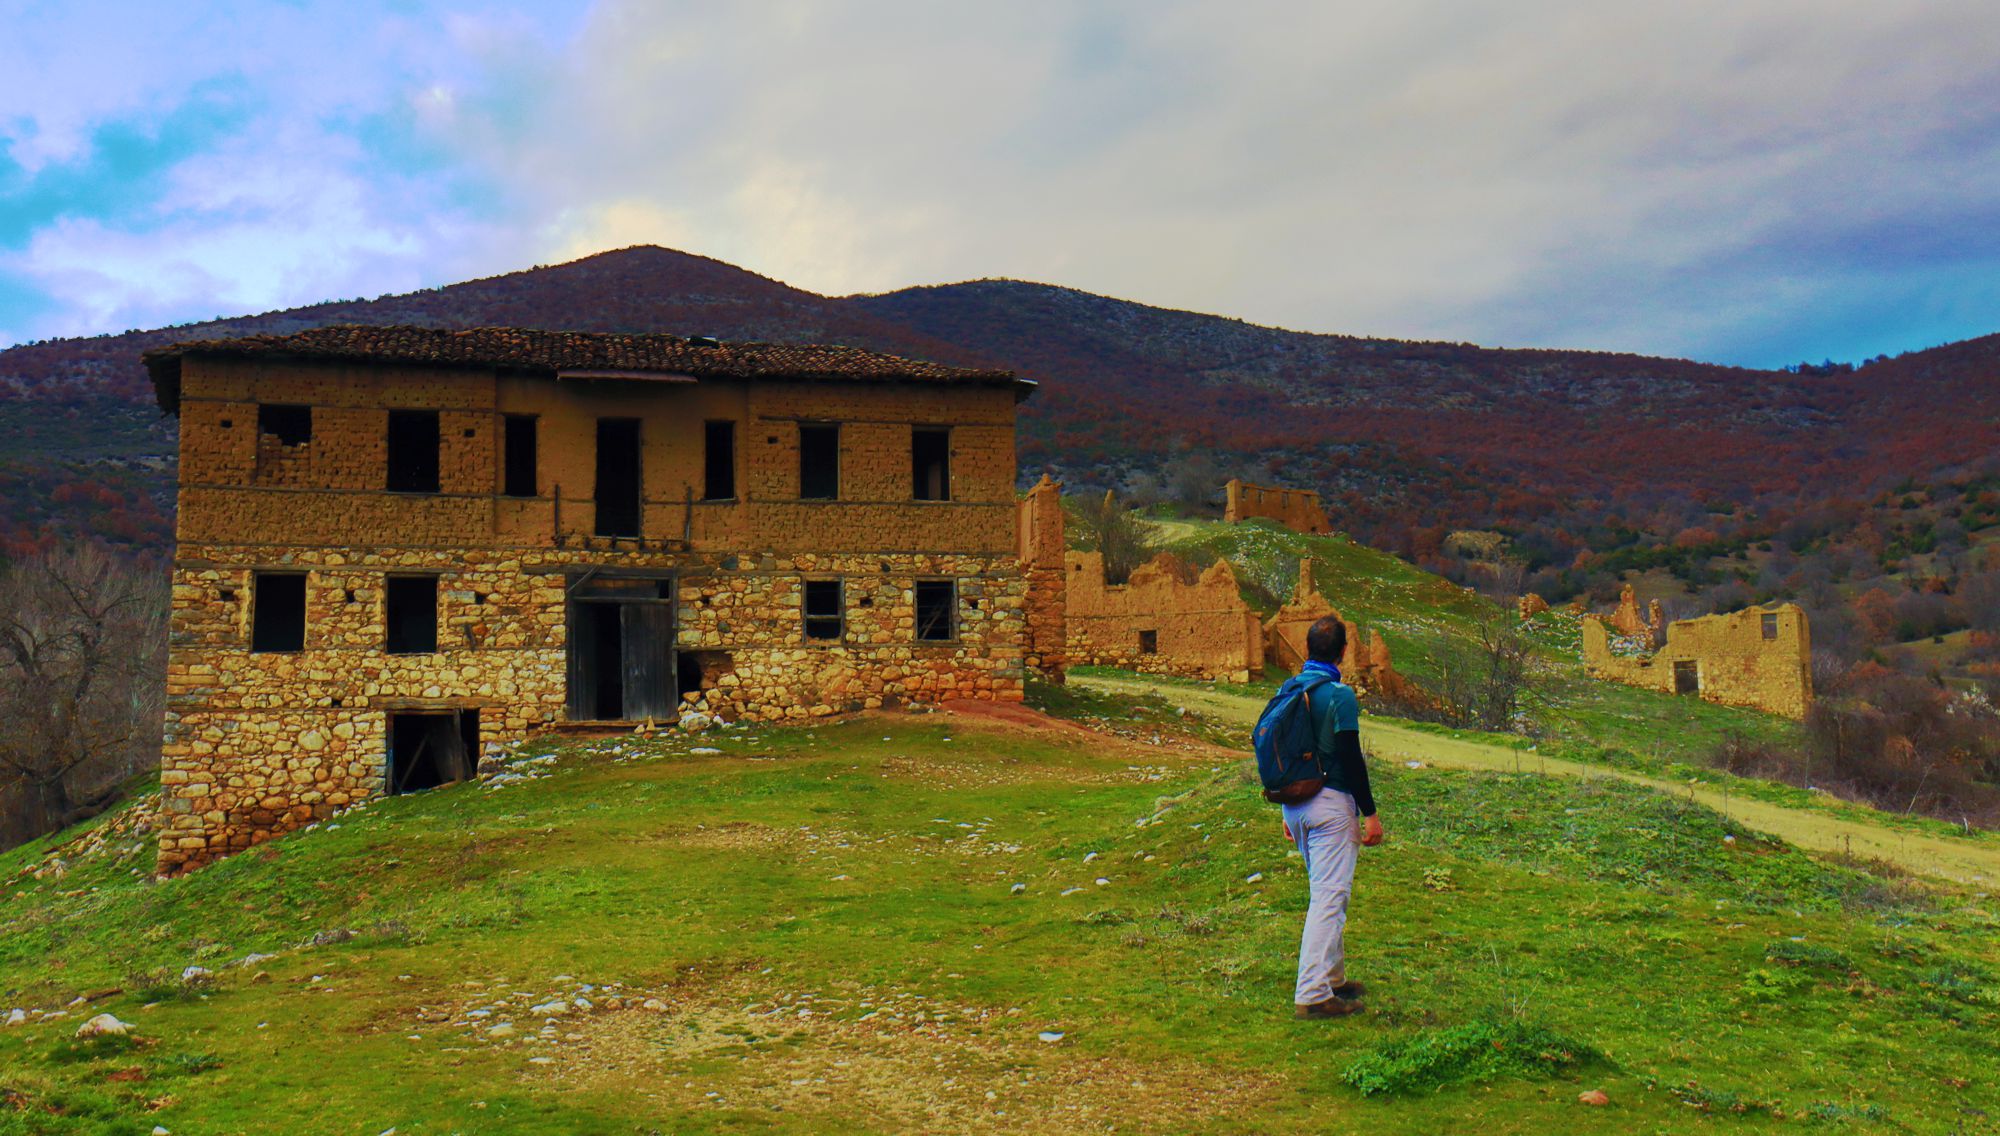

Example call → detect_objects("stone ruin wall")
1223 478 1331 534
1263 560 1422 703
1062 552 1263 682
159 354 1032 872
1583 603 1812 719
1014 474 1068 682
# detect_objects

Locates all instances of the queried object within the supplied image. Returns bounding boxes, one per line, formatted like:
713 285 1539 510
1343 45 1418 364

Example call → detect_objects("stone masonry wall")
1063 552 1262 682
1223 478 1331 534
1583 603 1812 719
1014 474 1067 682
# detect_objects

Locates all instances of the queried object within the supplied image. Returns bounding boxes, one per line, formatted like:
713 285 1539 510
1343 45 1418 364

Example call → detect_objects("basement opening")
1138 629 1158 654
388 710 478 794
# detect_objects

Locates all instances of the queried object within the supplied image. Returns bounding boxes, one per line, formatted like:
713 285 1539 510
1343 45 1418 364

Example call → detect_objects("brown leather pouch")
1263 777 1325 805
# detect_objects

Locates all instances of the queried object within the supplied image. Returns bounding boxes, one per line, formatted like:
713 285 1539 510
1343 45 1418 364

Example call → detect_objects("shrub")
1341 1019 1600 1096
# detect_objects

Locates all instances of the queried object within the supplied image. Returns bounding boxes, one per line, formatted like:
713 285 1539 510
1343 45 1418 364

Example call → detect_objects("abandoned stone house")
1583 603 1813 719
1223 478 1330 534
146 325 1036 872
1062 551 1265 682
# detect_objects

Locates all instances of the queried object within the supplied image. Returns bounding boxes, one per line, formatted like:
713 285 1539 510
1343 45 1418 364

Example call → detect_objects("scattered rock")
529 1001 568 1016
1038 1031 1065 1043
1010 883 1026 894
1578 1089 1610 1107
1245 873 1264 884
1094 877 1110 887
4 1009 24 1027
486 1023 517 1039
75 1013 133 1039
640 999 670 1012
311 928 354 946
181 966 213 984
690 747 722 755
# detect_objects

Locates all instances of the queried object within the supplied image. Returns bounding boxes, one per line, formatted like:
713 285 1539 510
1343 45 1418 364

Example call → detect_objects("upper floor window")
1761 612 1779 640
595 418 642 536
250 572 306 653
912 427 950 501
386 410 440 493
799 423 839 500
503 414 537 498
704 420 736 501
258 404 312 447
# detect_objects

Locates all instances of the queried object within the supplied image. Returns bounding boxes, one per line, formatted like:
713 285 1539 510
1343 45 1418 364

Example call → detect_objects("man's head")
1306 615 1347 665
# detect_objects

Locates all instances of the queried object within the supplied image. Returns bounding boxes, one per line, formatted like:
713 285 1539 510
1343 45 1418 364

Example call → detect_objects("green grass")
2 712 1995 1133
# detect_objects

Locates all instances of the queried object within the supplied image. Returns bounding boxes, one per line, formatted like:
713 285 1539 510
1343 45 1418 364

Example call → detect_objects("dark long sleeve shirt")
1309 680 1377 817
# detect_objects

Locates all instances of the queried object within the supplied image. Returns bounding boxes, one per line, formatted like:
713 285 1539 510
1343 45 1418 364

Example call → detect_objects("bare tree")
1417 613 1536 732
1075 490 1155 585
0 543 167 848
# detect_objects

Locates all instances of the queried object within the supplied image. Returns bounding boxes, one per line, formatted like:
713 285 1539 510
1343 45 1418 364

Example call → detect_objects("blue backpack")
1252 673 1333 804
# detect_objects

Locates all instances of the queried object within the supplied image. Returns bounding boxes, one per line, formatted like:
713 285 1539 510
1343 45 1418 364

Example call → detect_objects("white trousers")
1281 788 1359 1005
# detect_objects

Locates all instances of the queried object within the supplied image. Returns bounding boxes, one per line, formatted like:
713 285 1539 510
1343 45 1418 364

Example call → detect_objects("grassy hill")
3 695 1997 1134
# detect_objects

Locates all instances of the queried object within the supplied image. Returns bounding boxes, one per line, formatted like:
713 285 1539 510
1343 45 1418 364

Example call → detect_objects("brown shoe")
1332 980 1367 1000
1294 997 1363 1019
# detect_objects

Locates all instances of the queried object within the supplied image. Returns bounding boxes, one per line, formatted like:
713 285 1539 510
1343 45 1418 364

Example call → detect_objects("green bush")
1341 1018 1600 1096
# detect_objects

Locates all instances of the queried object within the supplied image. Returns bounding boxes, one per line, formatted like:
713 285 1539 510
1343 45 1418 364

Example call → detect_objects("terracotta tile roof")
144 324 1023 412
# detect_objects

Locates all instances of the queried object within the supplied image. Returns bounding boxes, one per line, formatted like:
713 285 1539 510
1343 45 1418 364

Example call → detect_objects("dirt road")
1072 672 2000 887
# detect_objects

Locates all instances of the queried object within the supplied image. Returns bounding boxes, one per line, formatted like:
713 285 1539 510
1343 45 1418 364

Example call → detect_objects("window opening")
912 427 950 501
1673 659 1699 695
386 410 441 493
704 420 736 501
1138 629 1158 654
250 573 305 653
799 423 839 500
915 580 956 642
595 418 642 536
503 415 537 498
804 580 843 641
385 576 438 654
258 404 311 446
1761 612 1778 640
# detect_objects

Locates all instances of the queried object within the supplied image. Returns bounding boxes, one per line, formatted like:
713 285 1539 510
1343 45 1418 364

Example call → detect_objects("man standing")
1285 615 1384 1020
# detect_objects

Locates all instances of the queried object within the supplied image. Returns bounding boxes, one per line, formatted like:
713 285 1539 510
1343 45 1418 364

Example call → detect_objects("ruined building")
1014 474 1068 682
1583 603 1813 719
1223 478 1331 534
1062 552 1264 682
1264 561 1420 702
147 325 1036 872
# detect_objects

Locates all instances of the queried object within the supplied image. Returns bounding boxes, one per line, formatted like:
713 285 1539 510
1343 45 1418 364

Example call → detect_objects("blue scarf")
1300 659 1343 685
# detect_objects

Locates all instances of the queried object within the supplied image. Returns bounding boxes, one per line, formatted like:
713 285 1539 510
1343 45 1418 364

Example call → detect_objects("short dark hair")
1306 615 1347 664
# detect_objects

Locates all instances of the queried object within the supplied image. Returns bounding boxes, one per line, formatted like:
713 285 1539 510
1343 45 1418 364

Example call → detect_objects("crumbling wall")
1518 592 1550 619
1063 552 1262 681
1223 478 1331 534
1262 560 1421 702
1015 474 1067 682
1583 603 1812 719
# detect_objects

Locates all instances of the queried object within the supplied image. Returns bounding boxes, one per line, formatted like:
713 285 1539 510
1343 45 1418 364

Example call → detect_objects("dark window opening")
1761 612 1778 640
503 414 537 498
595 418 642 536
704 420 736 501
804 580 843 641
385 576 438 655
1673 659 1699 695
389 711 477 794
250 573 305 653
386 410 441 493
677 653 704 700
1138 629 1158 654
915 580 957 642
258 404 312 446
799 423 839 500
912 427 950 501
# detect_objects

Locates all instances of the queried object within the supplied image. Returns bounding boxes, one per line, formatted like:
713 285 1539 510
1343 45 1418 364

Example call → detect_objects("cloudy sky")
4 1 1998 367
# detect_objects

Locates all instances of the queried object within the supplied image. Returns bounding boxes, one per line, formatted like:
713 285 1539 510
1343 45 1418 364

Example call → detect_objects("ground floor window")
915 579 957 641
388 710 477 793
804 579 844 641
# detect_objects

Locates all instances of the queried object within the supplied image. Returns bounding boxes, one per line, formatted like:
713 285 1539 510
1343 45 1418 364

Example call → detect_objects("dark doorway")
389 711 477 794
1673 660 1699 695
595 418 642 536
704 420 736 501
386 410 440 493
912 427 950 501
503 414 537 498
799 423 838 500
1138 629 1158 654
567 576 676 721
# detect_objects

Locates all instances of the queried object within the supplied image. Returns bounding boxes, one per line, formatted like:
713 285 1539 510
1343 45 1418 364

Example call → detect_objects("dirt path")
1071 672 2000 887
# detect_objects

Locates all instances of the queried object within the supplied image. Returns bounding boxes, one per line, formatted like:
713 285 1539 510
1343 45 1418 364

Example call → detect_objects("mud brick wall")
1223 478 1330 534
158 355 1033 873
1583 603 1812 719
1062 552 1262 682
1014 475 1067 681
